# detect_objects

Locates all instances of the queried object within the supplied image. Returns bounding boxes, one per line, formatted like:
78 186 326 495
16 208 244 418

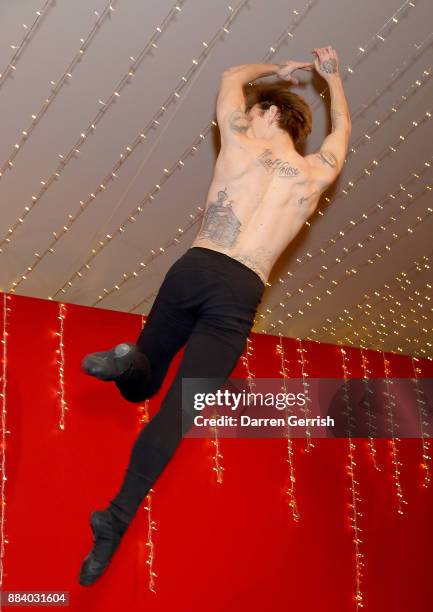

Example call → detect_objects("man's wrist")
326 73 342 86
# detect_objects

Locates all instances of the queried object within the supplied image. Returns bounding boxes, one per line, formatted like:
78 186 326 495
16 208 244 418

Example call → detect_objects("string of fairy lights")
311 253 432 353
0 0 117 183
339 346 364 610
277 334 300 522
311 252 432 338
296 339 314 452
4 0 246 289
321 268 432 357
0 0 54 90
56 303 68 431
44 0 425 308
210 411 224 484
240 337 256 393
410 356 432 489
0 294 12 592
311 0 418 109
138 314 157 592
323 277 432 355
382 352 407 515
138 401 157 593
1 0 187 255
359 349 381 472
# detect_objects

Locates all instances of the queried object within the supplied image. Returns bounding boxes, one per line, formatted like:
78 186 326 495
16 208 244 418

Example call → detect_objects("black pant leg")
108 261 264 524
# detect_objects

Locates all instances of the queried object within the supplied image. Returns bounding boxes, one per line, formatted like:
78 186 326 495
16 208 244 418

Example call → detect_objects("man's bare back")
192 137 325 284
191 46 351 284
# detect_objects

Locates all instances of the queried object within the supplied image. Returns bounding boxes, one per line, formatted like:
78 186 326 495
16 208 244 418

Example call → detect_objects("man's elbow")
222 65 244 79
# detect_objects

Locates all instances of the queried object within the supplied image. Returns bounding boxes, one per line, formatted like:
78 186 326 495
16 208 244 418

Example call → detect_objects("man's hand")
311 46 340 81
276 60 314 85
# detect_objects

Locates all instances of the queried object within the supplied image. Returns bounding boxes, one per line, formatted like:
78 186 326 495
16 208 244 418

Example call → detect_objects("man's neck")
264 130 296 151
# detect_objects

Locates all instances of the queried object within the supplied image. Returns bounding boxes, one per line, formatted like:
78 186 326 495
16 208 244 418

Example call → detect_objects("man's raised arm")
222 63 280 84
222 60 314 85
306 46 351 183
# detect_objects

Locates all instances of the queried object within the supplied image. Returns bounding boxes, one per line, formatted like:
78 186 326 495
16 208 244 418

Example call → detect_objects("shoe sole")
81 344 135 381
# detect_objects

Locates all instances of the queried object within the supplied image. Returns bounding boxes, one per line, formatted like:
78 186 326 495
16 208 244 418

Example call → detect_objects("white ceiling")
0 0 432 359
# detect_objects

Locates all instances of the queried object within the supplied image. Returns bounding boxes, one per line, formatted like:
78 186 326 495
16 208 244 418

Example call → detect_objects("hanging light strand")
297 339 314 452
136 314 157 591
410 356 431 488
0 294 12 590
339 346 364 610
138 401 157 593
56 303 68 430
359 349 381 471
382 352 407 515
277 334 300 521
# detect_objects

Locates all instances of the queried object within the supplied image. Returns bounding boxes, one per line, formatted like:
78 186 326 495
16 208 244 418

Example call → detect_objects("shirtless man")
79 46 351 585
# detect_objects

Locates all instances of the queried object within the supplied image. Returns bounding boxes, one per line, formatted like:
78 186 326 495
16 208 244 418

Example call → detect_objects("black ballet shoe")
81 343 136 381
79 509 126 586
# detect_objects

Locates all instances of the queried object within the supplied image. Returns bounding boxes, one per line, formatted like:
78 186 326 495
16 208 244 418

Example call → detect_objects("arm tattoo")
258 148 300 178
298 180 328 208
316 149 337 168
229 108 249 134
321 58 337 74
298 189 320 207
197 188 242 248
331 108 349 130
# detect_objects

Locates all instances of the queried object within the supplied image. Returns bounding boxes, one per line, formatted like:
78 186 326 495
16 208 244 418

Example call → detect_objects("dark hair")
243 80 312 146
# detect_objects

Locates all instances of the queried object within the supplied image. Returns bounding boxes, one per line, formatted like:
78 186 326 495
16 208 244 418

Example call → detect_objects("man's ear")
269 104 280 124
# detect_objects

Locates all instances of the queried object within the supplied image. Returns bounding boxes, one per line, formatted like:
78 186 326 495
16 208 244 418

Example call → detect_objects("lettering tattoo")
258 148 300 178
321 58 337 74
198 188 241 248
316 149 337 168
229 108 249 134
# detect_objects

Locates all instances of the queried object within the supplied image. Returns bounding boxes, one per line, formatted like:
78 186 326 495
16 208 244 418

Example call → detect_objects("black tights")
108 247 265 525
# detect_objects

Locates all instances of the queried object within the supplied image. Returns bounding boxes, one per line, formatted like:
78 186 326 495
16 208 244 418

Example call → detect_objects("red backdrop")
1 292 432 611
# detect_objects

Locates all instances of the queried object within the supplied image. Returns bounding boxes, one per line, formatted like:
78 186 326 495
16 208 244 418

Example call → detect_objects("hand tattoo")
321 59 337 74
